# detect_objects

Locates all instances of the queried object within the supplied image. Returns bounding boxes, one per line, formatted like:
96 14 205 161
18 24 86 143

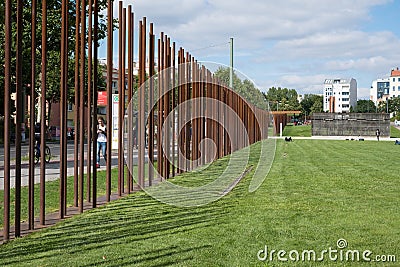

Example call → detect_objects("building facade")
323 78 357 113
370 68 400 103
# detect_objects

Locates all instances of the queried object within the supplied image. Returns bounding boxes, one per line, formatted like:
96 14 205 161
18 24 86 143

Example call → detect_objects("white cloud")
104 0 399 99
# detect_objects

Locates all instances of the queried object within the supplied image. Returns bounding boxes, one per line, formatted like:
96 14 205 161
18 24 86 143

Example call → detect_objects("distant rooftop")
324 78 354 84
391 67 400 77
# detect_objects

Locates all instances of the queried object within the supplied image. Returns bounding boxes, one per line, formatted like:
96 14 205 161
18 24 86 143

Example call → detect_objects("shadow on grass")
0 190 232 266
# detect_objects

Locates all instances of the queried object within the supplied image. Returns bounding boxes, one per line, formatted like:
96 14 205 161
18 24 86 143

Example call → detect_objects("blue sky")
99 0 400 99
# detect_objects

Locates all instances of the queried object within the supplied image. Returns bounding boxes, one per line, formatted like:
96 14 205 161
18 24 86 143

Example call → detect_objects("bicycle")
34 141 51 164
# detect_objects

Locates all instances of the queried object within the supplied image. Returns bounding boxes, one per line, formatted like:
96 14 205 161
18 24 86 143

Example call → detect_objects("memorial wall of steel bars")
1 0 271 242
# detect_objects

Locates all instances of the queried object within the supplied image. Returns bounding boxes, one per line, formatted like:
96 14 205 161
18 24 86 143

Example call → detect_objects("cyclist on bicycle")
34 122 41 149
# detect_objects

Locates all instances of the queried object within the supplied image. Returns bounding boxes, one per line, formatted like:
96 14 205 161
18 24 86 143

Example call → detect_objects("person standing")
376 129 380 141
96 117 107 168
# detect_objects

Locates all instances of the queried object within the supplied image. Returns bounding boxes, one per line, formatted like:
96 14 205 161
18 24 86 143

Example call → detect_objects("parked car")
395 120 400 126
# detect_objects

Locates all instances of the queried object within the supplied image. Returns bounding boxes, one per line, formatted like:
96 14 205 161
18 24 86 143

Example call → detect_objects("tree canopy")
214 67 268 110
351 100 376 113
300 94 323 115
263 86 301 111
0 0 112 119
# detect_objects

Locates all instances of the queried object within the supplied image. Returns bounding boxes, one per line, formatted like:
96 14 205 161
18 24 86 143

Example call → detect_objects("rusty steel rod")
138 18 146 188
40 0 48 225
121 7 126 194
92 0 99 208
106 0 113 201
171 42 176 177
126 6 133 193
87 0 93 202
118 1 123 196
148 23 155 186
185 53 191 171
79 0 86 213
59 0 68 218
164 36 171 179
177 48 183 174
29 0 37 230
3 0 12 241
14 0 24 238
74 0 81 208
157 36 162 178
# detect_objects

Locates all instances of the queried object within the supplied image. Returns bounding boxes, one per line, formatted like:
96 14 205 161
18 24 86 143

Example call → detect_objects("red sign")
98 91 107 106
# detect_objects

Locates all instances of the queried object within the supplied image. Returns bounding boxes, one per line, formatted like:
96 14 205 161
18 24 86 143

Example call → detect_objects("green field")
283 124 400 138
0 140 399 266
282 124 311 137
391 126 400 138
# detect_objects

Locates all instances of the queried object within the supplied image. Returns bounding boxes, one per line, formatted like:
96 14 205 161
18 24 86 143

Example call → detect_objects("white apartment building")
370 68 400 103
323 78 357 113
370 78 390 103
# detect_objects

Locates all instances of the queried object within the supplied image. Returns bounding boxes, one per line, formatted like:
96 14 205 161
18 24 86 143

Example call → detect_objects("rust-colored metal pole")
163 36 170 179
191 59 197 170
74 0 81 208
127 6 133 193
29 0 37 230
171 42 176 177
157 35 163 178
79 0 86 213
3 0 12 241
138 18 146 188
185 53 191 171
177 48 183 174
148 23 155 185
87 0 93 202
106 0 113 201
40 0 48 225
92 0 99 208
59 0 68 219
14 0 24 238
118 1 123 196
121 7 126 194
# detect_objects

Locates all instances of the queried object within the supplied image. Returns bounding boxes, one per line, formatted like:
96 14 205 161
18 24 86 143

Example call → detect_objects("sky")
98 0 400 99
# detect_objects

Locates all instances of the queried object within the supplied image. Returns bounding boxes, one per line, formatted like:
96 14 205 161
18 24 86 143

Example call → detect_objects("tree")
352 100 376 113
263 86 301 111
301 94 323 115
214 67 268 110
0 0 114 119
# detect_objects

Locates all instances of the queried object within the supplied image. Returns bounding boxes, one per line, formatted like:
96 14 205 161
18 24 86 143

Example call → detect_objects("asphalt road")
0 139 161 190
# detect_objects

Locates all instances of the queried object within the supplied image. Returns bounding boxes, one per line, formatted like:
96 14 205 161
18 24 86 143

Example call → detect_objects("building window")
393 78 396 82
342 98 349 102
398 78 400 82
394 86 396 91
67 102 73 111
398 86 400 91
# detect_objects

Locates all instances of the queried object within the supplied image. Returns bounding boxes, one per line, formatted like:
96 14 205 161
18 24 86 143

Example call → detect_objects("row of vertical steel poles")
2 0 271 242
132 18 271 184
1 0 104 241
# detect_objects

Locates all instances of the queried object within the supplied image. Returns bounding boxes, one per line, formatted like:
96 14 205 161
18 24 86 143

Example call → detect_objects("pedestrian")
376 129 380 141
96 117 107 168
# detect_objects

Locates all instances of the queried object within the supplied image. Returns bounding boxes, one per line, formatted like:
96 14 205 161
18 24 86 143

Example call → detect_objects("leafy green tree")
352 100 376 113
263 86 301 111
214 67 268 110
301 94 323 116
0 0 113 119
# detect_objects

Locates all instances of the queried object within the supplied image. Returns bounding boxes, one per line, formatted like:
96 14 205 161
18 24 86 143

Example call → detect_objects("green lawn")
0 168 124 227
284 124 400 139
391 126 400 138
282 124 311 137
0 140 399 266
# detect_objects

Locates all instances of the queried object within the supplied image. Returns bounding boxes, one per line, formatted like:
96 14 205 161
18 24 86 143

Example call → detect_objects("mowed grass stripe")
0 139 398 266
